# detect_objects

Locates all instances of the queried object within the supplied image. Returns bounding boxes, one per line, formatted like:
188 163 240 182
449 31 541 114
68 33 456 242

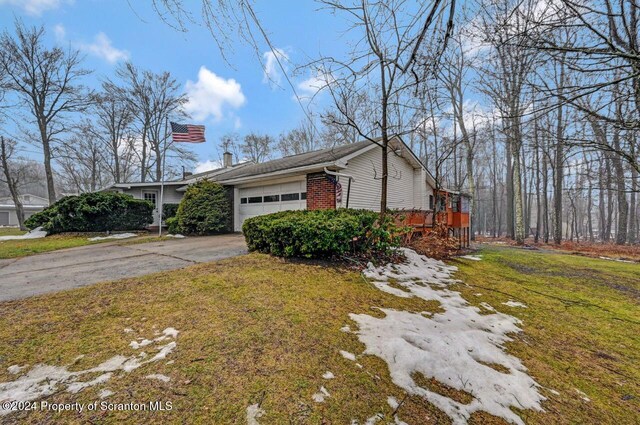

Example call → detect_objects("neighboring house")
0 194 49 226
103 137 471 245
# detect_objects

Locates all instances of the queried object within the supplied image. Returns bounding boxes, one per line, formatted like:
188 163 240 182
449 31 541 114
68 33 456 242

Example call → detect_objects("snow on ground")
312 386 330 402
352 248 545 425
146 374 170 383
166 234 186 239
246 403 265 425
99 389 114 399
6 365 26 374
503 300 528 308
339 350 356 361
0 327 179 416
598 256 635 264
322 371 335 379
459 255 482 261
0 227 47 241
88 233 137 241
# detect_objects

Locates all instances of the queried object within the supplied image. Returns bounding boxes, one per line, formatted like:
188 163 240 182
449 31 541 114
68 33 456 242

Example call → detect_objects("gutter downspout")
324 167 355 209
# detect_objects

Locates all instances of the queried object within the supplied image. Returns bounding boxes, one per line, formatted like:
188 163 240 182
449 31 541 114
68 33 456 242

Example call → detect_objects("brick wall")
306 172 336 210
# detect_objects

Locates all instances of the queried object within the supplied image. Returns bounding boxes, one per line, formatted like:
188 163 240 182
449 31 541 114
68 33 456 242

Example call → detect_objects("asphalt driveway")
0 234 247 302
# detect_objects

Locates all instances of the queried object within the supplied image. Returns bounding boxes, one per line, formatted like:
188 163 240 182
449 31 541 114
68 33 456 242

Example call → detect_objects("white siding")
341 146 427 211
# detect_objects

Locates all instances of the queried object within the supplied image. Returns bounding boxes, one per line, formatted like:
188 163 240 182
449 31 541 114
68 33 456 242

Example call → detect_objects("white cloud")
184 66 246 122
296 70 333 100
0 0 66 16
262 48 289 86
53 24 65 42
78 32 129 64
194 160 223 174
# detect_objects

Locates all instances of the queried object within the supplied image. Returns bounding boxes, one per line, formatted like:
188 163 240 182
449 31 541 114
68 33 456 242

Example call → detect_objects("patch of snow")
0 328 178 416
161 327 179 339
353 248 545 425
479 302 496 312
503 300 528 308
146 374 170 383
460 255 482 261
67 373 112 393
123 328 133 333
340 325 352 333
598 256 635 264
246 403 265 425
166 360 175 365
312 386 330 402
0 227 47 241
88 233 137 241
6 365 26 375
474 293 482 297
387 396 399 409
99 389 114 399
129 339 153 349
575 388 590 402
340 350 356 361
549 389 560 396
322 371 335 380
365 413 384 424
166 234 186 239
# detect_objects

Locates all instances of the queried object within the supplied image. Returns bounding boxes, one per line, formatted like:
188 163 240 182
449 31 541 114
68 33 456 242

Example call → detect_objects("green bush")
25 192 153 234
166 216 180 234
242 209 403 259
173 180 232 235
162 203 180 220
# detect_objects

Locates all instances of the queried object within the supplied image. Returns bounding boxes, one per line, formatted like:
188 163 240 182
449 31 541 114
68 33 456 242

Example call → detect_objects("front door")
142 190 159 225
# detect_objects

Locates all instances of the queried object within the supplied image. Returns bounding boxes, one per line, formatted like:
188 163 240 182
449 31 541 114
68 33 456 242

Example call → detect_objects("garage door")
238 181 306 228
0 211 9 226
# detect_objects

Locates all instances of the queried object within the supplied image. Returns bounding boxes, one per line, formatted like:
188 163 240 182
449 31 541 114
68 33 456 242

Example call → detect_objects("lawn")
0 246 638 424
0 230 165 259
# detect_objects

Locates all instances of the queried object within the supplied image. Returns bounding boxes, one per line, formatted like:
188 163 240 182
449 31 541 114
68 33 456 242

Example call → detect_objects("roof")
214 141 371 182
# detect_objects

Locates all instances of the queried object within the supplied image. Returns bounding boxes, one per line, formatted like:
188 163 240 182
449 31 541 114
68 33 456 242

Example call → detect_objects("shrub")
166 216 180 234
162 203 180 220
242 209 404 259
25 192 153 234
174 180 232 235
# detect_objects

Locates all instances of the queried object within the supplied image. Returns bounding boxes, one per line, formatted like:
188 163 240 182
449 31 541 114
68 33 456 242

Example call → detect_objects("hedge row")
25 192 153 234
242 209 402 258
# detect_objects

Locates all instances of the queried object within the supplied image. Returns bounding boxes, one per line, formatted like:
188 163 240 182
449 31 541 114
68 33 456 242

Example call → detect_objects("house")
104 137 471 246
0 194 49 226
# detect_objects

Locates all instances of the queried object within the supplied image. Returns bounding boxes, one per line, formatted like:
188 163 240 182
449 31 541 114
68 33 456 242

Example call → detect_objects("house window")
429 195 434 210
263 194 280 203
240 198 247 204
437 195 447 212
461 197 469 213
248 196 262 204
281 193 300 201
143 191 157 207
452 195 460 213
301 192 307 200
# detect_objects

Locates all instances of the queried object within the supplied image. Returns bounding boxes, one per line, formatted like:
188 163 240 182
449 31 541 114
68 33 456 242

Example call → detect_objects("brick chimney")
223 152 233 168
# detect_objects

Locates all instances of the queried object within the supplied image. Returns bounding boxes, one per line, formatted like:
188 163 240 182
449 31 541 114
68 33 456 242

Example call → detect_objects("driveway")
0 234 247 302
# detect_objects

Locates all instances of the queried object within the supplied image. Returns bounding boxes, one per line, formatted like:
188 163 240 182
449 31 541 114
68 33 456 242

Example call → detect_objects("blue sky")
0 0 349 170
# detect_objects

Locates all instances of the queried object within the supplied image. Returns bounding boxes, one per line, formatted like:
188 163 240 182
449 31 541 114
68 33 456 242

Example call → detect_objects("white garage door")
238 181 306 227
0 211 9 226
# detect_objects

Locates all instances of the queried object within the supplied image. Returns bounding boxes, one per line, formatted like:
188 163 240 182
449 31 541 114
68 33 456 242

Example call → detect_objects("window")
248 196 262 204
281 193 300 201
461 197 470 213
263 194 280 203
240 198 247 204
301 192 307 200
143 191 157 207
452 195 460 213
429 195 434 210
437 195 447 212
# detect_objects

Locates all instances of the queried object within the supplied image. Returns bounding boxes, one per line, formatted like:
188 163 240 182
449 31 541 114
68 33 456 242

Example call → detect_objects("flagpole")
158 118 169 237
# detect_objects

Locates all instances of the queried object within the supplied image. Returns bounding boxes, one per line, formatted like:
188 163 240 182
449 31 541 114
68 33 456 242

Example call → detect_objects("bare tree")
315 0 455 217
241 133 273 163
0 137 34 230
0 22 91 204
277 120 322 156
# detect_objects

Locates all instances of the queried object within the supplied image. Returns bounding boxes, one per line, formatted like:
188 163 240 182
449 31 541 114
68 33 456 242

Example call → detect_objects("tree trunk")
0 137 26 230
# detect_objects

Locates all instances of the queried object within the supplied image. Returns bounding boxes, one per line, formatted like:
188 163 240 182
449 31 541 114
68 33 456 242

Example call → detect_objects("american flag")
170 122 206 143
